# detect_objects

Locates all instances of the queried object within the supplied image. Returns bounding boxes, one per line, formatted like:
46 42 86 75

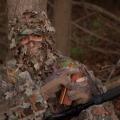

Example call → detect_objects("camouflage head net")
9 10 60 82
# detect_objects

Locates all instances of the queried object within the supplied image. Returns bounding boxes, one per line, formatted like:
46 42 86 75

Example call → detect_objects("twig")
105 75 120 90
107 59 120 80
74 12 96 23
73 37 120 56
72 32 120 56
104 22 120 34
100 16 120 34
72 1 120 24
72 22 120 48
79 43 120 56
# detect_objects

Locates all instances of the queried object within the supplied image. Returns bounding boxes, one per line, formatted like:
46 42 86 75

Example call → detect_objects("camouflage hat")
9 10 55 47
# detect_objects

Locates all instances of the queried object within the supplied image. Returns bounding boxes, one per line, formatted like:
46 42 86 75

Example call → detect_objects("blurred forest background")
0 0 120 82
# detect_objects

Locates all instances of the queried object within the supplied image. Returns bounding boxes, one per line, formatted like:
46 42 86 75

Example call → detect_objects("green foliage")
91 17 103 29
70 47 84 61
81 36 98 46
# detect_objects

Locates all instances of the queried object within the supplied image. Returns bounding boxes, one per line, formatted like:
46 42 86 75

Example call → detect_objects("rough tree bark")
54 0 72 56
8 0 47 19
0 0 9 63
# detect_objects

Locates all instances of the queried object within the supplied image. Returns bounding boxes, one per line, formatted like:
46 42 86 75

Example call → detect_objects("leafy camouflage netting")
0 11 118 120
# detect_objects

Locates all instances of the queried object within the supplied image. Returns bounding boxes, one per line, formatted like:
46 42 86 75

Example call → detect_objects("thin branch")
74 12 96 23
72 34 120 56
79 43 120 56
105 75 120 89
100 16 120 33
107 59 120 80
72 1 120 24
104 22 120 34
72 22 120 48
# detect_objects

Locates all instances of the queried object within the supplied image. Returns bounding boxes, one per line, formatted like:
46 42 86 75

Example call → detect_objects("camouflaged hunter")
0 10 119 120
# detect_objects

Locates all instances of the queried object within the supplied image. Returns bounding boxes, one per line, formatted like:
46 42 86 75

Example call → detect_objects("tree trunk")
54 0 72 56
0 0 9 63
8 0 47 19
